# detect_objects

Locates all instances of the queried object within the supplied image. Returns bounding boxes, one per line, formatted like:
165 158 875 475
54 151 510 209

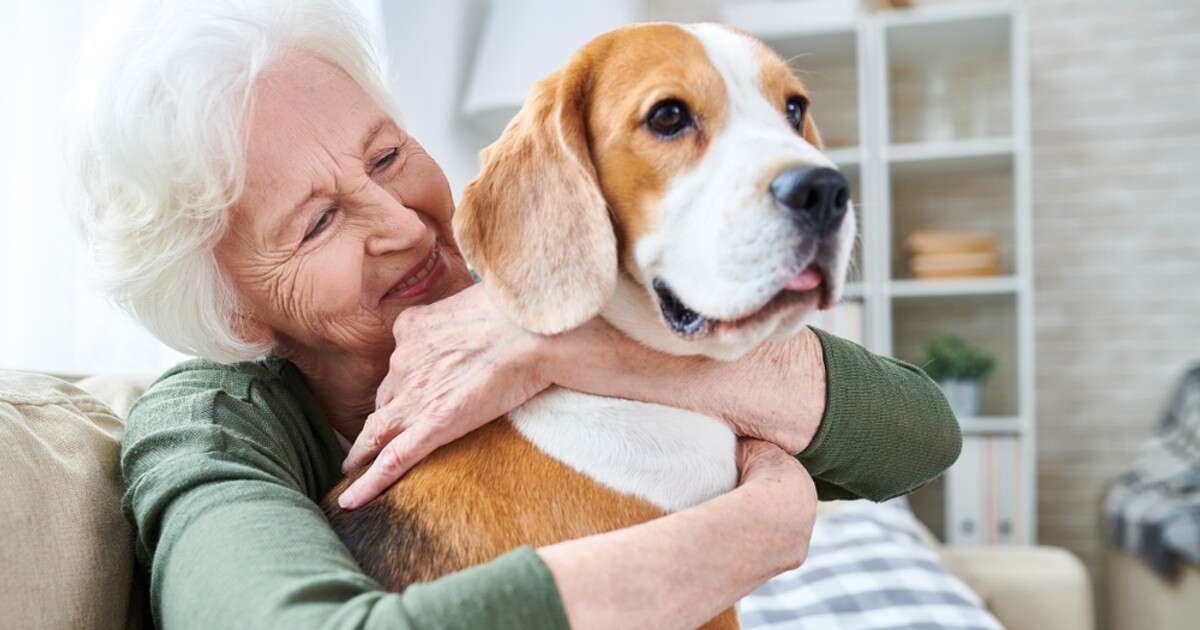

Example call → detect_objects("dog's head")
455 22 856 359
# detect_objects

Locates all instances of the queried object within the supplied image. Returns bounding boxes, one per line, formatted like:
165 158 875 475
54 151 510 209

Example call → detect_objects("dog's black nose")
770 166 850 237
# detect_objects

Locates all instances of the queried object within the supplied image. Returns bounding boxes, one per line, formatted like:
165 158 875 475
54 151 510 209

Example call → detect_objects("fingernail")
338 490 355 510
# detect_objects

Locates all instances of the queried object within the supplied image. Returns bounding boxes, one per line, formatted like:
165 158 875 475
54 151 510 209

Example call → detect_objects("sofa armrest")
72 374 154 419
939 546 1094 630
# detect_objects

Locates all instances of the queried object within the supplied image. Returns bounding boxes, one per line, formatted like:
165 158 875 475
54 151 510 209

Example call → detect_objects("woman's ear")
453 56 616 335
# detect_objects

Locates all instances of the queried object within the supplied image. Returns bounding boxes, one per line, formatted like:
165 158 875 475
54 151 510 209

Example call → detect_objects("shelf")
883 1 1012 63
889 275 1019 298
719 2 856 45
881 0 1014 30
892 293 1019 418
888 137 1013 176
760 29 858 66
825 146 860 169
801 0 1031 546
958 416 1022 436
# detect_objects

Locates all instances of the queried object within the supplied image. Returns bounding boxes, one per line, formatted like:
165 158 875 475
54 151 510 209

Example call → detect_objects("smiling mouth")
381 245 441 302
652 264 832 337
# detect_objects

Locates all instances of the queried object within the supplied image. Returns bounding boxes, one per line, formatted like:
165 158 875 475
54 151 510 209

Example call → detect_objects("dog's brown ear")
454 55 616 335
803 114 824 150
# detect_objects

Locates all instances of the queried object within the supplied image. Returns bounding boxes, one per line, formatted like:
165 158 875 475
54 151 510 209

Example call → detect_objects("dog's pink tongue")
784 267 823 291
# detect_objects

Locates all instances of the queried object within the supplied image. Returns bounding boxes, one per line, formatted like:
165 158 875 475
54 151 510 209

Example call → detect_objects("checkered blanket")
740 499 1000 630
1106 362 1200 579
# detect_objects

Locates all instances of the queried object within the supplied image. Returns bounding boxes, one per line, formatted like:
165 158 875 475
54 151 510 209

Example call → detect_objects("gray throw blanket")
1106 363 1200 579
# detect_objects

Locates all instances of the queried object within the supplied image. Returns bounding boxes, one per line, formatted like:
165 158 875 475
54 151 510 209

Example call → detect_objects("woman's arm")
542 319 963 501
544 439 816 629
123 366 567 629
125 365 813 628
340 284 960 508
540 317 828 455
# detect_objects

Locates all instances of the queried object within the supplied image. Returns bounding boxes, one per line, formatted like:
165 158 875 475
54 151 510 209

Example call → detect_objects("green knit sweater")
120 327 959 629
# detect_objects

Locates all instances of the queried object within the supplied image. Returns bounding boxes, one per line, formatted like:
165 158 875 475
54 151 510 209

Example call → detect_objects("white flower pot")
939 378 982 419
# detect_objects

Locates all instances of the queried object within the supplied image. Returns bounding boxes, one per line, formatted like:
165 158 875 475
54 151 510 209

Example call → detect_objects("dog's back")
324 388 736 588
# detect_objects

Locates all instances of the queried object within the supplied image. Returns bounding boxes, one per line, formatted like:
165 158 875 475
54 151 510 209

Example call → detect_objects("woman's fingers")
735 438 817 570
737 437 772 464
736 438 816 500
736 438 787 482
342 406 407 474
337 424 441 510
374 381 394 412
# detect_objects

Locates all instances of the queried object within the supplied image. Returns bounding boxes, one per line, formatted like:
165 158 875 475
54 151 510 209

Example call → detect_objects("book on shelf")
904 230 1002 279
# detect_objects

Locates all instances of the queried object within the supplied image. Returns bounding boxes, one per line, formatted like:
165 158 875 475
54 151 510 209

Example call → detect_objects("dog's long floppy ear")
454 55 615 335
803 111 824 150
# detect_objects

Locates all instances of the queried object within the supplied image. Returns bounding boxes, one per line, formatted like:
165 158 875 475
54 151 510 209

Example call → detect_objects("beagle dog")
324 22 855 628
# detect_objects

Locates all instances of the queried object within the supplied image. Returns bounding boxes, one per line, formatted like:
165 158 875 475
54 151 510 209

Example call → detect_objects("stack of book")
904 231 1000 279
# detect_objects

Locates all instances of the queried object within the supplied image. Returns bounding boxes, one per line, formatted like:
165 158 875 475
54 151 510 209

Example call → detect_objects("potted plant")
921 335 995 419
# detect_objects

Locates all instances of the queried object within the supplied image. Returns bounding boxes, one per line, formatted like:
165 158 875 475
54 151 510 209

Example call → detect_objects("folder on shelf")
946 435 1022 545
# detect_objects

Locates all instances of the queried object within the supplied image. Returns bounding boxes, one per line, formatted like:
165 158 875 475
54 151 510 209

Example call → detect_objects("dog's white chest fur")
508 387 738 512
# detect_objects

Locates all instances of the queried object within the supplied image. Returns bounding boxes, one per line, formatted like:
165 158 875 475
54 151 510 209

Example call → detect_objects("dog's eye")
646 99 693 138
786 95 809 132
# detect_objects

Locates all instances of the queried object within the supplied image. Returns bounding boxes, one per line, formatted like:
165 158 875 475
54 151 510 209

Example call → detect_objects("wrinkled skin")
215 52 475 427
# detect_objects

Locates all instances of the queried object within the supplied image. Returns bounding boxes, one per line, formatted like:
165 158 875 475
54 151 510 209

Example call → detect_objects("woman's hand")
734 438 818 570
542 438 817 629
337 278 827 509
337 284 550 509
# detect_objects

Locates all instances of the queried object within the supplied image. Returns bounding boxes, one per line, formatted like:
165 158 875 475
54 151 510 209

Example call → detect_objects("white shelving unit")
726 1 1035 546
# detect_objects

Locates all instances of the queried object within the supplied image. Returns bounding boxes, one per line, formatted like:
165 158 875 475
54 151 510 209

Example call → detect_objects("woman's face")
217 53 473 359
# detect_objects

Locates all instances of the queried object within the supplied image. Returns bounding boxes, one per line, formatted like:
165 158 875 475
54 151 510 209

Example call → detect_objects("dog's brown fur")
323 420 666 588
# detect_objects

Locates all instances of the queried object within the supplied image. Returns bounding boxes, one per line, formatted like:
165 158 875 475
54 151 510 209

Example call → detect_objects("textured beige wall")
1027 0 1200 597
649 0 1200 605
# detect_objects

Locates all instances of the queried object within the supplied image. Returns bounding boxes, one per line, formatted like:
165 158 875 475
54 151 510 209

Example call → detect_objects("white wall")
1028 0 1200 602
0 0 184 375
0 0 391 375
379 0 495 200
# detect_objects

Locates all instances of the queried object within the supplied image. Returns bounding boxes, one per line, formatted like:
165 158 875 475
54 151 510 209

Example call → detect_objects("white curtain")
0 0 385 376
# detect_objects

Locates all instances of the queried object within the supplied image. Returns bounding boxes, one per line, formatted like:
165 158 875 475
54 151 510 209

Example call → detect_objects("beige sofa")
1106 547 1200 630
816 499 1095 630
1 371 151 629
1 370 1094 629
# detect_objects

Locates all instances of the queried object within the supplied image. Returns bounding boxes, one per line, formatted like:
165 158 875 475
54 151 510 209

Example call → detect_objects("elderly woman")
77 2 959 628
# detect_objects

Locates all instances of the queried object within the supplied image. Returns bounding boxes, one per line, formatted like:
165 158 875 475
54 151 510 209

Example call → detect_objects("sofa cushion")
740 499 1002 629
0 371 141 630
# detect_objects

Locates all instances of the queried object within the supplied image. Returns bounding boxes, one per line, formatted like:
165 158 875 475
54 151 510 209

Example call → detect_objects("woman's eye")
646 99 693 138
373 148 398 172
302 208 336 242
786 96 809 132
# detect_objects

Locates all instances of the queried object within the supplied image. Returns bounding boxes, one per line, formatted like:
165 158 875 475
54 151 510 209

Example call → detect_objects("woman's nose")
364 196 428 257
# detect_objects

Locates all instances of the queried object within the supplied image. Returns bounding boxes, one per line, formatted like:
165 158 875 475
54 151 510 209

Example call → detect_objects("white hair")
73 0 398 363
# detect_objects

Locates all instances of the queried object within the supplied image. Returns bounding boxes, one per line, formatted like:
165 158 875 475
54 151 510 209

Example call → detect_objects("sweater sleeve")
120 362 569 630
797 328 963 502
